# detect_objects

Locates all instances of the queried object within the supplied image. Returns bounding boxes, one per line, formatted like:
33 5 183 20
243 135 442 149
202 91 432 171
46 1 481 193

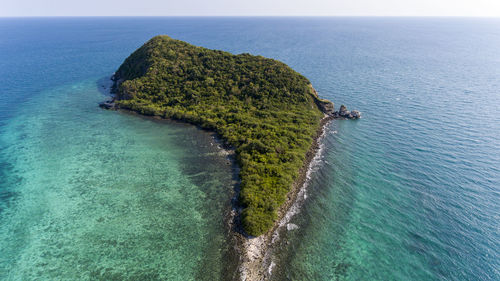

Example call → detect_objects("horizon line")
2 15 500 18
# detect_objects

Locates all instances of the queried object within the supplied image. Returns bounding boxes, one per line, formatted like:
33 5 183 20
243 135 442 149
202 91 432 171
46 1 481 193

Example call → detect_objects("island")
101 35 359 238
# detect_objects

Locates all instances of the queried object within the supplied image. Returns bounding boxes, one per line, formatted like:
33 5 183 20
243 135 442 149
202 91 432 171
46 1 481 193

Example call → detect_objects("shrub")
114 35 328 236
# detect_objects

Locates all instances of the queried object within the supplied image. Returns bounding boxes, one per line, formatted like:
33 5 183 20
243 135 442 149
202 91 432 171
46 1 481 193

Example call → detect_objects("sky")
2 0 500 17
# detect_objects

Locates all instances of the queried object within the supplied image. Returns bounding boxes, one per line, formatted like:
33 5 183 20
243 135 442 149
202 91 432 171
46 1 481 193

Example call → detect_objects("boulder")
340 111 351 117
99 101 116 110
332 105 361 119
351 110 361 119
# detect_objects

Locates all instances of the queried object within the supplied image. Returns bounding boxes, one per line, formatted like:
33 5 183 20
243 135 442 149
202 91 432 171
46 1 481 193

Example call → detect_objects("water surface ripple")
0 17 499 280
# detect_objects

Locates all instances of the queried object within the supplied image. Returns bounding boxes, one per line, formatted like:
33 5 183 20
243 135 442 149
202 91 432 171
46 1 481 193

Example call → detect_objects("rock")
99 101 116 110
332 105 361 119
338 104 350 117
315 99 335 115
309 86 335 115
340 110 351 117
351 110 361 119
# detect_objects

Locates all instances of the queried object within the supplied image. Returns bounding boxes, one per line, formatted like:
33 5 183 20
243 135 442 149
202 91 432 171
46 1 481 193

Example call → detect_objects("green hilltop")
111 35 332 236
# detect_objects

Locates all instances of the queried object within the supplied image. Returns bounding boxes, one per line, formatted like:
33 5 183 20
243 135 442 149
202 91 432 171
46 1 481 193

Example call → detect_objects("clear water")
1 17 499 280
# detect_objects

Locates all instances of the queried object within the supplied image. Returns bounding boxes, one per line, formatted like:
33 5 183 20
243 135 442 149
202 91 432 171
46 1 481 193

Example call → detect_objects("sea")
0 17 499 280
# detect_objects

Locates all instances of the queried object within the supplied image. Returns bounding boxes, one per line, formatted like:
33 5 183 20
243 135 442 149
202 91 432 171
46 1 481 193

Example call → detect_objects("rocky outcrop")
315 99 335 115
99 100 116 110
331 104 361 119
308 86 360 119
309 85 335 115
350 110 361 118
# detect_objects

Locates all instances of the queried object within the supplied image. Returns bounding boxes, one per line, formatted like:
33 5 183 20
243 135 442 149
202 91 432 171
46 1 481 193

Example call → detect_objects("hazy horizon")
3 0 500 17
2 15 500 18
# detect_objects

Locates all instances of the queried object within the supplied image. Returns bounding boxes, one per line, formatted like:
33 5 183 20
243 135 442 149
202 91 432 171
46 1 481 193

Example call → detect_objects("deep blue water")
1 17 499 280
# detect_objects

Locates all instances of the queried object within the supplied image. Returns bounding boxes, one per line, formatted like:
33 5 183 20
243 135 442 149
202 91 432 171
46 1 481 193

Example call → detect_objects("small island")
101 35 359 238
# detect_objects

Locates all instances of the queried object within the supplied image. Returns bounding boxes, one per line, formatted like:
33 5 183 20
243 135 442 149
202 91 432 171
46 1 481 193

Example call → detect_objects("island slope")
111 35 332 236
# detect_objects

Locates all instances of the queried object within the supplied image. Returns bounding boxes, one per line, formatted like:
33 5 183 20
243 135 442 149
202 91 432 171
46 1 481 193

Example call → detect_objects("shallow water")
0 78 238 280
1 17 499 280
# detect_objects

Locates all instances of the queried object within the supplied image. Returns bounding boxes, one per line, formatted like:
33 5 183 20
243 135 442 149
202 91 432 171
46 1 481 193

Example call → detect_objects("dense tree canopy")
113 35 331 236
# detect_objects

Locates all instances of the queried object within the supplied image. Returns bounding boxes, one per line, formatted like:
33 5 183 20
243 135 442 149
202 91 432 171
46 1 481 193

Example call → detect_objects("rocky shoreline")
233 114 334 281
230 102 360 280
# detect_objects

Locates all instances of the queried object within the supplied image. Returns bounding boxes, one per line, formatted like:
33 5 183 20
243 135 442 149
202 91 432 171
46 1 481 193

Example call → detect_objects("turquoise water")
1 18 499 280
0 78 238 280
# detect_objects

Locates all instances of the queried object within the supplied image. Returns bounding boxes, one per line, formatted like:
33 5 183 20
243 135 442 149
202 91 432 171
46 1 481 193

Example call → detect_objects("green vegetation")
113 35 331 236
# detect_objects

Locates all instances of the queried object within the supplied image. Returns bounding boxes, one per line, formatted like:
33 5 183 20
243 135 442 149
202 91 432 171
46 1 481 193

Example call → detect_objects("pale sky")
2 0 500 17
